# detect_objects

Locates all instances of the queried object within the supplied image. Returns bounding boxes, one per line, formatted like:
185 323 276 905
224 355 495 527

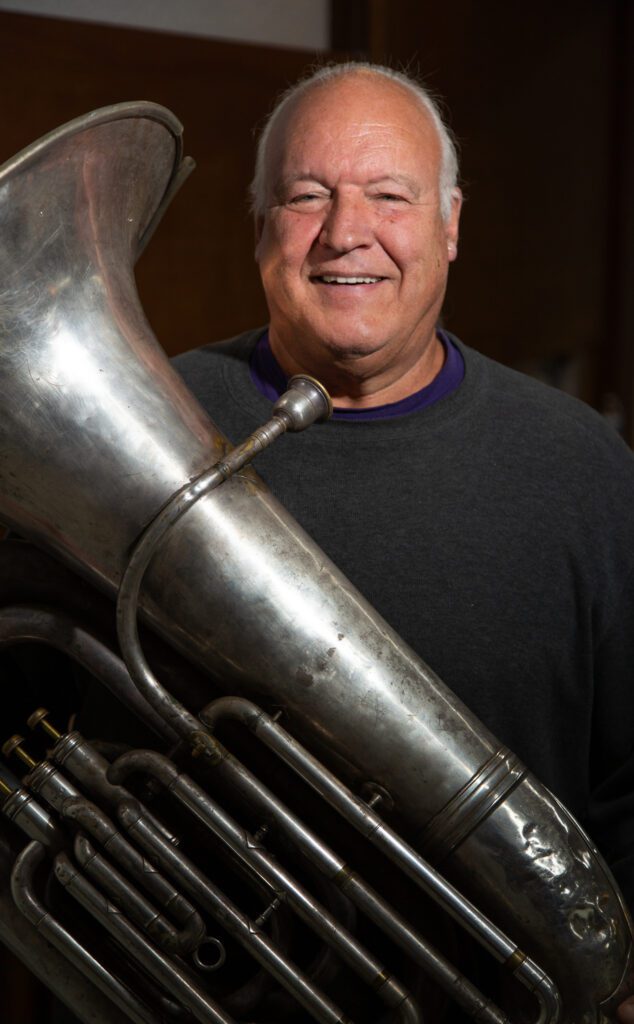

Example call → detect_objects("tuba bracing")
0 103 631 1024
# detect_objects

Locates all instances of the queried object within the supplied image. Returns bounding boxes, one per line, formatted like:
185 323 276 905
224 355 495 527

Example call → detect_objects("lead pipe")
115 377 331 750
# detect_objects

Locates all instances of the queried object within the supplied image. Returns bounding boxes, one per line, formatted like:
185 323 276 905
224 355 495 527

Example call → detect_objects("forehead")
266 74 441 187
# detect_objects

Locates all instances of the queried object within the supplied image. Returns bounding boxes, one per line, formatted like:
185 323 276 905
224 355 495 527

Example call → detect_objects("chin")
317 331 386 361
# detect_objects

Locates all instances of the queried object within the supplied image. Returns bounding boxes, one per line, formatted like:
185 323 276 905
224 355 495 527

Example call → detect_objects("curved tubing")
61 796 204 957
201 698 562 1024
53 850 237 1024
10 840 157 1024
0 605 176 743
112 760 423 1023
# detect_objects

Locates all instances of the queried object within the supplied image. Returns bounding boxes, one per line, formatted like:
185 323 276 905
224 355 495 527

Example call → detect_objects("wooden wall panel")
0 10 323 356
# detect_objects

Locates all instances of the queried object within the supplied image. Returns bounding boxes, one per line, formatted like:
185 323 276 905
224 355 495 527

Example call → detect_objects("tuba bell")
0 102 632 1024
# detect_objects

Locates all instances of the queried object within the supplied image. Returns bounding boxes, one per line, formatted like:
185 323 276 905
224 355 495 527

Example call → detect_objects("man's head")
252 63 463 405
251 63 459 224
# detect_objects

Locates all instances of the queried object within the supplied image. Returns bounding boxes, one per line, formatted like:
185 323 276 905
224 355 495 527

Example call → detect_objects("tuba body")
0 104 632 1024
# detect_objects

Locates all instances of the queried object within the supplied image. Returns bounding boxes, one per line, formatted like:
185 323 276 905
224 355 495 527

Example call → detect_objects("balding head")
251 62 460 222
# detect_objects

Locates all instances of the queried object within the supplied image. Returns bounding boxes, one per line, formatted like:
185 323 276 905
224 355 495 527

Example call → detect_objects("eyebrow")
276 174 327 192
366 175 422 197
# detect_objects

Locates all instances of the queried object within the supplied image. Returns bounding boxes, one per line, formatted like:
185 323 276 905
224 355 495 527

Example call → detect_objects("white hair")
249 61 460 222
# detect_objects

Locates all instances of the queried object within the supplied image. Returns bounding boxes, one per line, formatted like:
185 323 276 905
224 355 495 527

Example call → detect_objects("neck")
268 331 446 409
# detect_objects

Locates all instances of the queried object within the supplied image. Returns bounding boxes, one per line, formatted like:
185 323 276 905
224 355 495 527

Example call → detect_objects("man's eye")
288 193 324 205
376 193 407 203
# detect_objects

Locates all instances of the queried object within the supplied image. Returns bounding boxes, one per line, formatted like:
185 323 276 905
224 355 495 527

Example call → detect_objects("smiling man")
175 63 634 1020
253 69 461 407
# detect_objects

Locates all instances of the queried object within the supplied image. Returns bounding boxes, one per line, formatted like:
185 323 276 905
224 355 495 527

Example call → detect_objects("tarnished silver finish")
45 727 180 844
0 825 141 1024
0 102 632 1022
274 374 333 430
53 850 238 1024
62 798 205 956
115 370 334 748
112 754 422 1024
116 799 370 1024
14 752 198 949
25 759 83 810
2 787 64 849
11 841 159 1024
197 696 549 1022
113 741 509 1024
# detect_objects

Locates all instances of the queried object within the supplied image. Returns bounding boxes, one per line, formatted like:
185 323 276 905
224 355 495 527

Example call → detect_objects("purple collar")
249 330 464 421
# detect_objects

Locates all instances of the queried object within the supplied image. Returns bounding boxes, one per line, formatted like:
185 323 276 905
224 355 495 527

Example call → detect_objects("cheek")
395 227 448 282
375 216 430 266
258 214 319 270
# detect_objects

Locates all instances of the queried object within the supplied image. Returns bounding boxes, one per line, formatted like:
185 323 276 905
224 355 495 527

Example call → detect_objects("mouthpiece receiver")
273 375 333 431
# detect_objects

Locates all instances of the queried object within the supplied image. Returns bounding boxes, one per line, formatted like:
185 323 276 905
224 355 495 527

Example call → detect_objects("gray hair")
249 61 460 222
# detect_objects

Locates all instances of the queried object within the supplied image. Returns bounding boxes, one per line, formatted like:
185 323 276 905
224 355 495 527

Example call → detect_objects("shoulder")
173 327 264 379
172 327 264 410
171 327 271 441
454 337 634 477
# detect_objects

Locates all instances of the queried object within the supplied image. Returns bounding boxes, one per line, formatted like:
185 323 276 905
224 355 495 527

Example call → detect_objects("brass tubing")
198 703 510 1024
0 606 177 743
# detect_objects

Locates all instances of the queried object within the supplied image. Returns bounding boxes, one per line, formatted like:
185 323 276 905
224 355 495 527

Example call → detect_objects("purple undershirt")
249 329 465 421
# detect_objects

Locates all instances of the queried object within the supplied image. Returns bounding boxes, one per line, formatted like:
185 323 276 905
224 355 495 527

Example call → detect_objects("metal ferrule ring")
418 748 527 863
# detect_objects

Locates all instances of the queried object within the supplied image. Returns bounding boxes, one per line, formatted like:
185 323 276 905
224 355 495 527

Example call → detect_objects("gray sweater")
174 329 634 904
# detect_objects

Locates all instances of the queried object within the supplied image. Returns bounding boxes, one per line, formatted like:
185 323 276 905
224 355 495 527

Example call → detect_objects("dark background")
0 1 632 1018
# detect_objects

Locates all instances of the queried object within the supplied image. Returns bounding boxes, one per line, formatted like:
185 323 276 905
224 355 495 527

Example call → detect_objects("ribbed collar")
249 329 465 422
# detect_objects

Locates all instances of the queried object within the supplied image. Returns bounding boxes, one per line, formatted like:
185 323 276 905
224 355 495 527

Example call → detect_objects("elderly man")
175 63 634 1019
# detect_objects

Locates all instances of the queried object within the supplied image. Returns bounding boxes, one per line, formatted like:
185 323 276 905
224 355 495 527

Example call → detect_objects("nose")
318 193 372 253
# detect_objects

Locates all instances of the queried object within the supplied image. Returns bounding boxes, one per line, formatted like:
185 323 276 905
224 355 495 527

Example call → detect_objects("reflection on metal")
0 103 632 1022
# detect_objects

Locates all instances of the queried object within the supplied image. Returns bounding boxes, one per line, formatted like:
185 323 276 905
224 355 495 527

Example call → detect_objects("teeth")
319 275 382 284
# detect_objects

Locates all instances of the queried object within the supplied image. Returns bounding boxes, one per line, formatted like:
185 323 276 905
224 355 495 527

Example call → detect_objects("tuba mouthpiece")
273 374 333 431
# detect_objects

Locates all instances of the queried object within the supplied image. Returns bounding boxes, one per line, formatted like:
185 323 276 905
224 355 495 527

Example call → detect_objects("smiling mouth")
313 275 385 285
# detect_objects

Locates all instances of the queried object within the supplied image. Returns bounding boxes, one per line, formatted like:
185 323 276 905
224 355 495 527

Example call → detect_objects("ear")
446 187 462 263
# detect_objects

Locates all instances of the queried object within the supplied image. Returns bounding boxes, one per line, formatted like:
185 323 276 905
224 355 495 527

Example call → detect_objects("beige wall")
0 0 331 49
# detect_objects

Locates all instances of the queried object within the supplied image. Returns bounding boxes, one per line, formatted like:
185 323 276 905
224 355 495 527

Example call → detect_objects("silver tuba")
0 103 632 1024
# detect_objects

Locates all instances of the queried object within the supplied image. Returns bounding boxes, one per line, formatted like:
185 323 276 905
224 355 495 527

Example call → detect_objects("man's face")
255 73 462 392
